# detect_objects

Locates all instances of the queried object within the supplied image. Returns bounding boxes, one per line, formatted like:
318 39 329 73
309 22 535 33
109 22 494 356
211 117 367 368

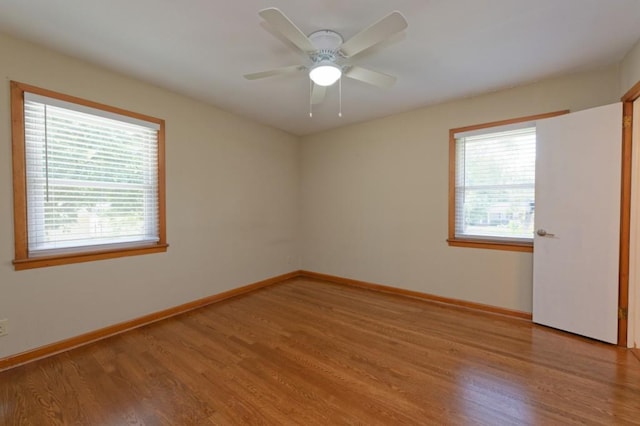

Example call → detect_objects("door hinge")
623 115 632 129
619 307 628 320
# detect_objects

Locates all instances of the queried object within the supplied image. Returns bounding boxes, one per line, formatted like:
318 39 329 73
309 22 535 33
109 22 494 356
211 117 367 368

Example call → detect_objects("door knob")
536 229 555 237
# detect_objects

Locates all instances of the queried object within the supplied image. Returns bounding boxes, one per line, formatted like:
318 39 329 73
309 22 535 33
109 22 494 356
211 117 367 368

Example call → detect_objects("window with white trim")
448 111 567 251
11 81 167 269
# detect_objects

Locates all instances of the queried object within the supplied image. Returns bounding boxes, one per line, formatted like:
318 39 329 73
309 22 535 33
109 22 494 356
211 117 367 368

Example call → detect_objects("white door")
533 103 621 344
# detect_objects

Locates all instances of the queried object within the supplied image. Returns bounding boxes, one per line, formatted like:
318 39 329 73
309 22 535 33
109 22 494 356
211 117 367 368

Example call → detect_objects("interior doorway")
623 81 640 348
629 97 640 348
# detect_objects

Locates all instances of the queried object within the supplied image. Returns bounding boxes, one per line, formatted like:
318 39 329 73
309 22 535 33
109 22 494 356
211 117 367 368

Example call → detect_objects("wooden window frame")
448 110 568 252
10 81 168 270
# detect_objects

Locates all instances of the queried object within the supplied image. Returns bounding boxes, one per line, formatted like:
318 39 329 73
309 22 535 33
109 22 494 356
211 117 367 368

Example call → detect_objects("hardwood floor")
1 278 639 425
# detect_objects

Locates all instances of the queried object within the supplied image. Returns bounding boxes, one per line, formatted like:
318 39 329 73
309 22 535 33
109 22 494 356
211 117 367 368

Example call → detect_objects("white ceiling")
1 1 640 136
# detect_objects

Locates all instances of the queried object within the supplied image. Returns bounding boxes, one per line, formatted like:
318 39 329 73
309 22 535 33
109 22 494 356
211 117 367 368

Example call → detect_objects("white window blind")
24 93 160 256
454 126 536 242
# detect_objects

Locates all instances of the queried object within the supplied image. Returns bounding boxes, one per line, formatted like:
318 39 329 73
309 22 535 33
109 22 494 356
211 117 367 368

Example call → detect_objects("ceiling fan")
244 8 408 111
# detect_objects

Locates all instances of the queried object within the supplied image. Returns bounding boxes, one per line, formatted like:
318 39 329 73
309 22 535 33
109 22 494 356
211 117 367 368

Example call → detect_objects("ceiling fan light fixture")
309 62 342 86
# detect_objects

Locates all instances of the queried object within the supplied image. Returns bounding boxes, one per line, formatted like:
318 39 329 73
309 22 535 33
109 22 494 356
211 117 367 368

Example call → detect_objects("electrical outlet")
0 319 8 337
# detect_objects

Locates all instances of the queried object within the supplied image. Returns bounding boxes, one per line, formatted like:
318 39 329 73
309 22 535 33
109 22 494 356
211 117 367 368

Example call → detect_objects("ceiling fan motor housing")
309 30 344 64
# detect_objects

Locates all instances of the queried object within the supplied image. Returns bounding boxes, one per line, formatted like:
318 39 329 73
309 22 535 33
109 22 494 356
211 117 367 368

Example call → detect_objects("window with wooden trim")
448 111 567 252
11 81 167 270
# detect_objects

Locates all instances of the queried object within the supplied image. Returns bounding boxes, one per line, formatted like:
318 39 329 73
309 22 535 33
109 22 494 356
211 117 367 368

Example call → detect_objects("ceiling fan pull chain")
309 79 313 118
338 77 342 118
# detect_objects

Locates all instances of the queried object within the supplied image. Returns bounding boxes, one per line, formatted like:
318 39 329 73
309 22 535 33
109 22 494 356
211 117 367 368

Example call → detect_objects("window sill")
447 238 533 253
13 243 169 270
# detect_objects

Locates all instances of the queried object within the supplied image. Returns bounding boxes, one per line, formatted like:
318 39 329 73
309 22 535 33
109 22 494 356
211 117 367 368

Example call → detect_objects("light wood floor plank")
1 277 639 424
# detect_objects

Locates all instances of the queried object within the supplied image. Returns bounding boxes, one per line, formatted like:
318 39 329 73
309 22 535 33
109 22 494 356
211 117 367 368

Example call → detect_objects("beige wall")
300 67 620 313
1 29 636 360
0 33 300 359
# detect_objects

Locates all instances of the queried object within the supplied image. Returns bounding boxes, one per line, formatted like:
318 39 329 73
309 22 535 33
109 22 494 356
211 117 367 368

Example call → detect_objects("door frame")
619 79 640 346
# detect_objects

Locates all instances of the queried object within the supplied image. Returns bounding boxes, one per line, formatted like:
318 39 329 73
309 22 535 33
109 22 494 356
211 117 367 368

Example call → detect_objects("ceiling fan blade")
344 66 397 89
259 8 316 54
311 83 326 105
340 11 408 58
244 65 305 80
